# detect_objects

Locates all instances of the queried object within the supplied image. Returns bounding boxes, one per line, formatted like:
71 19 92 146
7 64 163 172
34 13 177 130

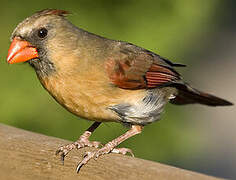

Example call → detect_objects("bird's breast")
38 73 124 122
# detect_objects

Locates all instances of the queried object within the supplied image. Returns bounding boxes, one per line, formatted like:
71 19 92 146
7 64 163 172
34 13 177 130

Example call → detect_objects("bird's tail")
170 83 233 106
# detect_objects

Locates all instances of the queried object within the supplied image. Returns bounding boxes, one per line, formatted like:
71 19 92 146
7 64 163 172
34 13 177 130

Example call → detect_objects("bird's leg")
56 122 101 163
76 124 143 172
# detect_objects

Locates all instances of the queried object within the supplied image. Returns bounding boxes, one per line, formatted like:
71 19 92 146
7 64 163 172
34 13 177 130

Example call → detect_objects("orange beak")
7 37 39 64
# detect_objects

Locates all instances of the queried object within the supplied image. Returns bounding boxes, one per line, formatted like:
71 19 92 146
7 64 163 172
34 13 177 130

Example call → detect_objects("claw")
76 163 83 173
76 151 95 173
55 146 69 165
60 153 65 165
55 149 65 165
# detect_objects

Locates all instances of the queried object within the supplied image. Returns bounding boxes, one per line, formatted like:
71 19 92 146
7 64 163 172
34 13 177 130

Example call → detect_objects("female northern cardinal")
7 9 233 172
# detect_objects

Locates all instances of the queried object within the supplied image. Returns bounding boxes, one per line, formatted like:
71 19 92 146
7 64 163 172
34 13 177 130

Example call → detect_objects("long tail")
170 83 233 106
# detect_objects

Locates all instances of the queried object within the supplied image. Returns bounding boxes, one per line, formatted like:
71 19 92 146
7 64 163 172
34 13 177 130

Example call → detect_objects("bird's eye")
37 28 48 39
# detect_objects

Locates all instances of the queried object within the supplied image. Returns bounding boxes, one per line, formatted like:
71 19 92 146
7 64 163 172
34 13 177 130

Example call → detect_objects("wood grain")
0 123 222 180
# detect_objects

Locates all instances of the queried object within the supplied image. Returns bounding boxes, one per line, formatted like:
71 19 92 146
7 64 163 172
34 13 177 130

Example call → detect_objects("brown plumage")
7 9 233 172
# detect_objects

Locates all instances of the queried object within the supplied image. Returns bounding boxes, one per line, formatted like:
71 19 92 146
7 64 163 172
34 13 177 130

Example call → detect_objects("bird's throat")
29 58 56 78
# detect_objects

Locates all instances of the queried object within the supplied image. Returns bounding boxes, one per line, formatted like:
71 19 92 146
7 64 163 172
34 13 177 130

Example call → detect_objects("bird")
7 9 233 172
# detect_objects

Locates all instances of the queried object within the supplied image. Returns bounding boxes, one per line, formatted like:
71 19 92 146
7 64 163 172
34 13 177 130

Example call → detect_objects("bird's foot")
56 131 101 164
76 142 133 172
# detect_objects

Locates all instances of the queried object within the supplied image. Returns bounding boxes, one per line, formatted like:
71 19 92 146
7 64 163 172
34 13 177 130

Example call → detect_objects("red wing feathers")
105 58 146 89
105 52 181 90
145 63 180 88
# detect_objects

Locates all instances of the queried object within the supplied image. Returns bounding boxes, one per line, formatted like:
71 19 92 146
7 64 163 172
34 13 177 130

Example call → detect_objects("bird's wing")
105 43 185 89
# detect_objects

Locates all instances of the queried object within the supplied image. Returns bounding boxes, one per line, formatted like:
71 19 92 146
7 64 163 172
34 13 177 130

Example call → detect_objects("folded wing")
105 44 183 90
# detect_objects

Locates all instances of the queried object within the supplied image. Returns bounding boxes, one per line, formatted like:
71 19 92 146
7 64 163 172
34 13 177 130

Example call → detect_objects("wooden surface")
0 123 222 180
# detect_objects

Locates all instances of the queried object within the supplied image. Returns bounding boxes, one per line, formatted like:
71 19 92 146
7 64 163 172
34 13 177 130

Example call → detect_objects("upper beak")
7 37 39 64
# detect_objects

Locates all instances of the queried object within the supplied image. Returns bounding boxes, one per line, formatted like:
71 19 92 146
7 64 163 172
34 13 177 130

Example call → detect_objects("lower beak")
7 37 39 64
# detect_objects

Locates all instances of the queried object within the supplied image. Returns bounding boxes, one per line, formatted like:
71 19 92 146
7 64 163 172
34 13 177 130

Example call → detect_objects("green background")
0 0 235 179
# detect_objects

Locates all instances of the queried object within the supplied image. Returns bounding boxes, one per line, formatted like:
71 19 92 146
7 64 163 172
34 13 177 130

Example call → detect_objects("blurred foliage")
0 0 227 173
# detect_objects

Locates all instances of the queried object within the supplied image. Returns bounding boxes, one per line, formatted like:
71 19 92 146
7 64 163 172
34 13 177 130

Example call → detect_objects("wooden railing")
0 123 222 180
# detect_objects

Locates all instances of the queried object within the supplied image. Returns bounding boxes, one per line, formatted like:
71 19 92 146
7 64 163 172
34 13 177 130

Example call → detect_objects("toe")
91 141 101 148
111 148 134 157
